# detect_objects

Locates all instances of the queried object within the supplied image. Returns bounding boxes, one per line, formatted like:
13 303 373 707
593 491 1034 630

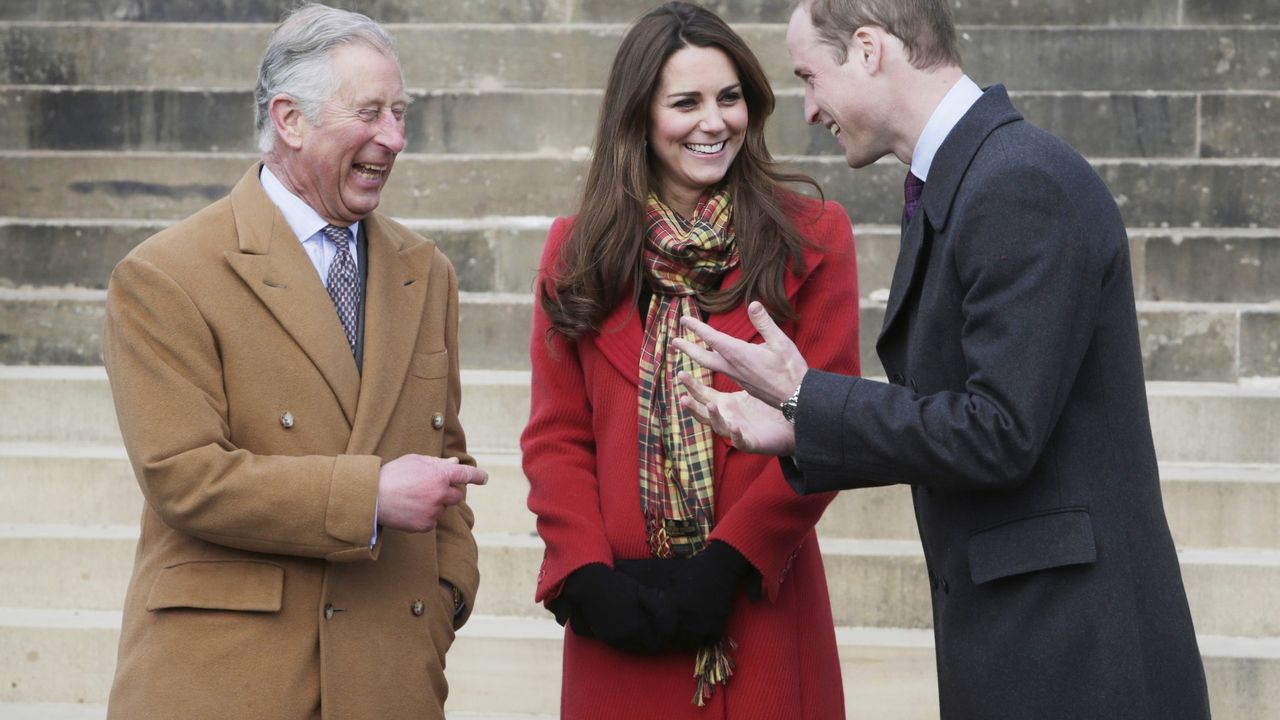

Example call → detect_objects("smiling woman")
520 2 861 718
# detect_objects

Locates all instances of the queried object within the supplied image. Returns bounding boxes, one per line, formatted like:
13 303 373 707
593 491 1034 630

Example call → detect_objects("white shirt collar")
910 75 983 182
259 164 360 244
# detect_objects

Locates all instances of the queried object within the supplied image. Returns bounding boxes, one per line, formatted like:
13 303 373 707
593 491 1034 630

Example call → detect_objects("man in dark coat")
672 0 1211 717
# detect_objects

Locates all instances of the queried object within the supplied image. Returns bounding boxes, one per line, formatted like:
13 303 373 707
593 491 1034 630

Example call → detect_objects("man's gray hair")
254 2 399 154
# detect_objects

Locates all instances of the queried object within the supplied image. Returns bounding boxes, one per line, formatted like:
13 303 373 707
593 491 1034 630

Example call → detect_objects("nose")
803 89 820 126
376 109 406 154
699 106 726 134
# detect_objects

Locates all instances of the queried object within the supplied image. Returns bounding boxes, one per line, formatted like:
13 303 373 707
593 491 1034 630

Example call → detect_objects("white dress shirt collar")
259 164 361 247
910 75 983 182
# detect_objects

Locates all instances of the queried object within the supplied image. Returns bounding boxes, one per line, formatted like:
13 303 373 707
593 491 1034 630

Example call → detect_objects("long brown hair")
541 1 821 339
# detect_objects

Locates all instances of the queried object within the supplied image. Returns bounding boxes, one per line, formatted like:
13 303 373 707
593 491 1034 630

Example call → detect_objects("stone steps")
8 86 1276 159
4 152 1277 229
4 0 1270 25
3 526 1277 638
2 24 1278 92
7 443 1279 549
4 611 1279 717
3 218 1278 305
3 367 1279 462
3 289 1277 379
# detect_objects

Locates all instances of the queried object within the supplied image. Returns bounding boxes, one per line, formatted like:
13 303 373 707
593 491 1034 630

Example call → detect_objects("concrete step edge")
7 287 1280 315
0 706 554 720
5 607 1280 660
5 216 1278 241
2 445 1277 481
6 527 1278 568
3 149 1280 166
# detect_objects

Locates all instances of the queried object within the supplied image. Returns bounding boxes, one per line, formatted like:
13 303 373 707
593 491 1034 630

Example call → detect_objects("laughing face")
282 43 408 226
648 44 748 218
787 7 888 169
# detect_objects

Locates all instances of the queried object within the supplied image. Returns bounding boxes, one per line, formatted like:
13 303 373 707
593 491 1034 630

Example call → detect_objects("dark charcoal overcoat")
787 86 1211 719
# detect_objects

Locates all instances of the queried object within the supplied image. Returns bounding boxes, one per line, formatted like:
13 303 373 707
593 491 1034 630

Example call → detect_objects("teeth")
354 163 385 177
686 141 726 155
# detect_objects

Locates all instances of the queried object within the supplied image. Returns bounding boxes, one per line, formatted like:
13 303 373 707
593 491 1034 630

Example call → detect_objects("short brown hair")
797 0 961 69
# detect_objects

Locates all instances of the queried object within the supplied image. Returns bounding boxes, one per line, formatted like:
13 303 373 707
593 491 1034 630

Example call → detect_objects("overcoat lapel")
224 164 361 425
877 85 1023 352
347 215 433 454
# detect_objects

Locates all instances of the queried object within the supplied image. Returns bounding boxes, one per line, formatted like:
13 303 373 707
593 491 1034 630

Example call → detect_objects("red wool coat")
521 195 861 719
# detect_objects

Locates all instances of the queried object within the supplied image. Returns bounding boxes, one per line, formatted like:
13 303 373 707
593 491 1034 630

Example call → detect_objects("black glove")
546 563 670 655
664 541 755 649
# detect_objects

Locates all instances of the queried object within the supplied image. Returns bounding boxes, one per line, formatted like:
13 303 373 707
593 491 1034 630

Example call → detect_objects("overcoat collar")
224 163 433 449
591 246 826 385
878 85 1022 347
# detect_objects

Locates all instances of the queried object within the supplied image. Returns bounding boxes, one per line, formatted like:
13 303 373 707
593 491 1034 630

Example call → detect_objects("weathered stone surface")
0 0 1185 25
0 296 104 366
1241 311 1280 377
8 153 1274 231
0 0 573 23
1096 161 1280 229
3 87 1204 160
1186 0 1280 24
4 25 1278 92
6 292 1274 383
1148 384 1280 464
1137 305 1240 382
0 220 548 294
1141 235 1280 303
1201 94 1280 159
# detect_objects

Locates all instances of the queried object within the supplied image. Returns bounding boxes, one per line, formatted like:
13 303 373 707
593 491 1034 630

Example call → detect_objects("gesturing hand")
671 301 808 408
677 371 796 457
377 454 487 533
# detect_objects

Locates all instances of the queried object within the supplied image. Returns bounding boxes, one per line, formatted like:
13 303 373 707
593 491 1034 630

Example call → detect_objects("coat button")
324 603 334 620
941 578 950 594
431 413 444 430
890 373 905 385
280 411 294 429
411 599 425 616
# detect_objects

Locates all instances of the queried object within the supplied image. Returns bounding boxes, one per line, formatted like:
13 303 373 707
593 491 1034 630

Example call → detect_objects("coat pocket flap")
146 560 285 612
968 509 1097 585
409 350 449 379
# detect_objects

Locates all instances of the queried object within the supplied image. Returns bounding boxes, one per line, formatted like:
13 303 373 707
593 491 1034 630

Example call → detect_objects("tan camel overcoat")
102 163 479 720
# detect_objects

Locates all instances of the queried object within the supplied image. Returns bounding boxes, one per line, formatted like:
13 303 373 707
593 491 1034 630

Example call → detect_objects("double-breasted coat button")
411 599 425 616
280 411 294 429
324 603 335 620
431 413 445 430
941 578 950 594
890 373 905 385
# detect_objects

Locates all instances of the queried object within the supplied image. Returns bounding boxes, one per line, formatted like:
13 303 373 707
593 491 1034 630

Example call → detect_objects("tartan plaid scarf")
637 188 740 705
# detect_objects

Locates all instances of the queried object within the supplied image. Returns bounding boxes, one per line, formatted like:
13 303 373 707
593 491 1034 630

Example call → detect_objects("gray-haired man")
103 4 485 718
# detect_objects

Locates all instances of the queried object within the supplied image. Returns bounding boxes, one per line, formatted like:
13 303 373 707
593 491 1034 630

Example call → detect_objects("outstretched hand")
671 301 808 407
678 371 795 457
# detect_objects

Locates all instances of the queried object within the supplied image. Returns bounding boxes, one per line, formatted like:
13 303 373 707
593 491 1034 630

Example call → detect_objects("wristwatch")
779 382 802 424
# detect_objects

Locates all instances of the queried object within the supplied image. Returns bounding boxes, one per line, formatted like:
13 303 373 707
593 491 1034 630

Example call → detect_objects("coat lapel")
346 215 433 454
224 164 361 425
877 85 1023 351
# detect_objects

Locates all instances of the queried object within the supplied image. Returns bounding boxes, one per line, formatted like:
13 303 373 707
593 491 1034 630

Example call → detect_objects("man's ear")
269 94 306 150
851 26 883 73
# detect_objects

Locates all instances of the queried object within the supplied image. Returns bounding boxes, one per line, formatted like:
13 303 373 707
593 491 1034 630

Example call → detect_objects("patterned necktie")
904 171 925 224
321 224 359 354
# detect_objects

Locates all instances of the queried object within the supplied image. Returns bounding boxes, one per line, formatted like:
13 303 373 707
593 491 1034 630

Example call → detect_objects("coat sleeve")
433 257 480 627
103 254 382 561
708 200 861 600
520 217 617 602
790 159 1106 493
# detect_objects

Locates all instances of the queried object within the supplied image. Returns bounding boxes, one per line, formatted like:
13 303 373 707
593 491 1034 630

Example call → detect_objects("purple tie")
321 224 359 355
903 171 925 224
